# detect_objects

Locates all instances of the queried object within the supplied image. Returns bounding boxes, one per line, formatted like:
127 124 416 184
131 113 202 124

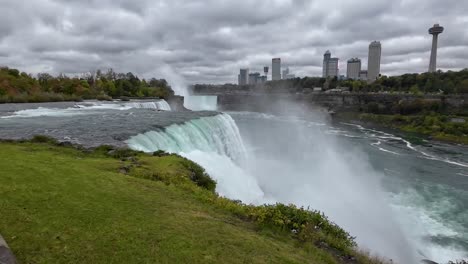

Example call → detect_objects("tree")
456 79 468 94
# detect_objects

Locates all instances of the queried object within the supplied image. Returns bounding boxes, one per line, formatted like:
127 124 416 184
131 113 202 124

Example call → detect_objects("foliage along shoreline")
0 67 175 104
0 136 395 264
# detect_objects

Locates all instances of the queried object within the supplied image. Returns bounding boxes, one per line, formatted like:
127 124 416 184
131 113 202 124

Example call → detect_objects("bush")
153 150 169 157
96 94 113 101
179 157 216 192
246 203 356 251
30 135 58 144
106 148 141 159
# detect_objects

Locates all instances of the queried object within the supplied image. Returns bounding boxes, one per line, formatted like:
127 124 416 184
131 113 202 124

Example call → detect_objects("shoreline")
333 112 468 146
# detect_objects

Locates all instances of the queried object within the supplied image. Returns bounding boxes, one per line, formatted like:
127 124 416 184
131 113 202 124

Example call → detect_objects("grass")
0 142 342 264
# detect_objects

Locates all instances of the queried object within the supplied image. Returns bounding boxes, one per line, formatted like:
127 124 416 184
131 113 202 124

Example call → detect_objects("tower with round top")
428 24 444 73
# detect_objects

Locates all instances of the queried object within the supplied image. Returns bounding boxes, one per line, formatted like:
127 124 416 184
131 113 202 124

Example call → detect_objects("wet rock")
0 234 17 264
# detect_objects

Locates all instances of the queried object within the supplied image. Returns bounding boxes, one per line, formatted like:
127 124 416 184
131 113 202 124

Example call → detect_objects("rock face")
0 235 17 264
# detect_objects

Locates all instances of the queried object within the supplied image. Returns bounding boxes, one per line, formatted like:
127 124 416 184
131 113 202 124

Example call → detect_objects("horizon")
1 1 468 84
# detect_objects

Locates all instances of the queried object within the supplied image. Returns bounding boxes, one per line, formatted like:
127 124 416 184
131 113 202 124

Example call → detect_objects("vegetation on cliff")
0 67 174 103
0 139 389 263
358 113 468 145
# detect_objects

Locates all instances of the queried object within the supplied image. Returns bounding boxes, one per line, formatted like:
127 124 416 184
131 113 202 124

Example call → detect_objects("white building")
368 41 381 83
347 58 361 80
322 51 339 78
272 58 281 81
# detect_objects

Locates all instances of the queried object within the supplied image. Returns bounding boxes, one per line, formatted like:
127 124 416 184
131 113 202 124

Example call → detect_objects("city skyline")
0 1 467 84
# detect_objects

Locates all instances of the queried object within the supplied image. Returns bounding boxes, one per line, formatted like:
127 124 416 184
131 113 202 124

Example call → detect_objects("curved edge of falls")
126 113 269 204
126 113 245 163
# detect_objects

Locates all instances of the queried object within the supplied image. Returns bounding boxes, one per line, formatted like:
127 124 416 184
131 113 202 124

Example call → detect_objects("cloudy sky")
1 0 467 84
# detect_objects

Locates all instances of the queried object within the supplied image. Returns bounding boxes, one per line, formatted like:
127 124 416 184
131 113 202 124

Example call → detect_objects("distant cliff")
192 86 467 115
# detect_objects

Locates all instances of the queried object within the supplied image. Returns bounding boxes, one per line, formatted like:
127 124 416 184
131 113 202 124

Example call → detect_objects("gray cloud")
0 0 467 84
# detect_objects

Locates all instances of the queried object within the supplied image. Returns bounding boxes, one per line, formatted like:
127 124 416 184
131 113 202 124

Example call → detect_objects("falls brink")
127 113 245 163
126 113 266 203
121 100 171 111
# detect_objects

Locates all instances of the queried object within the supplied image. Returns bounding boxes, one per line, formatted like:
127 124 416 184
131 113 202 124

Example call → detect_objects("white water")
1 100 171 118
126 112 421 263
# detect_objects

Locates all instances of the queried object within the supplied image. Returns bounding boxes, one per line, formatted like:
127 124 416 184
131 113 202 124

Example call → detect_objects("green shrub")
153 150 169 157
179 157 216 192
246 203 356 251
106 148 141 159
30 135 58 144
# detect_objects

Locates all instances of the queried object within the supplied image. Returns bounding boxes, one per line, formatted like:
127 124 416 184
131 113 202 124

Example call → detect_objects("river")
0 99 466 263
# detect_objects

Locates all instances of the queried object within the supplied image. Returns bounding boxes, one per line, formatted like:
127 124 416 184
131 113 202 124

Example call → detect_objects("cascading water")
124 100 171 111
127 113 267 203
126 112 419 263
2 100 171 118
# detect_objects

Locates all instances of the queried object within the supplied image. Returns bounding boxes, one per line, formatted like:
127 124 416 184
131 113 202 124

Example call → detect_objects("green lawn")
0 142 343 264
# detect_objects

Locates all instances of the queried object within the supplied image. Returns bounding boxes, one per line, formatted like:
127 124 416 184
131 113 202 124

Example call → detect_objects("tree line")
0 67 175 103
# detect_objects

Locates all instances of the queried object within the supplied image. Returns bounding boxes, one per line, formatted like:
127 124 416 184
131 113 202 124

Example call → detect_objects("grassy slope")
0 142 337 264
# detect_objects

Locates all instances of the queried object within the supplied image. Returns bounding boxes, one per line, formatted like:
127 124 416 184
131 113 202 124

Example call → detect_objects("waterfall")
123 100 171 111
127 113 245 163
126 113 267 204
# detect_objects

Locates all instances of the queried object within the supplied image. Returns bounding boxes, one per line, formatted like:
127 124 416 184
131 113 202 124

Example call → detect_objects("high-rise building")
272 58 281 81
428 24 444 73
367 41 381 83
347 58 361 80
282 67 289 79
359 70 368 81
239 68 249 85
248 72 261 85
322 51 339 78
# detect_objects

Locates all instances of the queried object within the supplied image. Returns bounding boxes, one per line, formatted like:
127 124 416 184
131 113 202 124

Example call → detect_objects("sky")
0 0 467 84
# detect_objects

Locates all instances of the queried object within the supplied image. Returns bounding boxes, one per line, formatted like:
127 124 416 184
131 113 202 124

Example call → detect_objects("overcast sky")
1 0 467 84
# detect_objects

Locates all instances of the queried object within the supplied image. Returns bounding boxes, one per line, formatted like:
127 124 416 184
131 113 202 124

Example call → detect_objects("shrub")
30 135 58 144
179 157 216 192
153 150 169 157
246 203 356 251
96 94 113 101
106 148 141 159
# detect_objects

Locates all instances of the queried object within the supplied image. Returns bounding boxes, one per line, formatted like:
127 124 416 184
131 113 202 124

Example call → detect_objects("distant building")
239 69 249 85
272 58 281 81
347 58 361 80
282 67 289 80
359 70 368 81
248 72 261 85
368 41 381 83
323 51 339 78
258 75 267 84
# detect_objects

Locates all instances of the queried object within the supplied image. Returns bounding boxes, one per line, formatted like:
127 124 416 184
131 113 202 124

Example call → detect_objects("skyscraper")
272 58 281 81
428 24 444 73
322 51 339 78
282 67 289 79
367 41 381 83
347 58 361 80
239 69 249 85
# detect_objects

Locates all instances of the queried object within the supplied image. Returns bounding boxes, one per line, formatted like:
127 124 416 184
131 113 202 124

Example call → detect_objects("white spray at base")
126 113 419 263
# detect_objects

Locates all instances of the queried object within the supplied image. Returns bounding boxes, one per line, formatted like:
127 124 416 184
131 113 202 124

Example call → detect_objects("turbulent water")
0 100 467 263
